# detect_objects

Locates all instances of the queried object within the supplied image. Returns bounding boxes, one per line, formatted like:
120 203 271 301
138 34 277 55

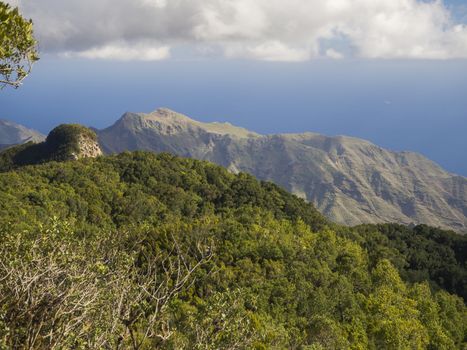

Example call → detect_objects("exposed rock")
71 135 103 160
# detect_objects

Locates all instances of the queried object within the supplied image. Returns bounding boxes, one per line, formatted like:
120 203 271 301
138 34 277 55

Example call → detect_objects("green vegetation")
0 151 465 349
0 1 38 88
350 224 467 301
0 124 98 171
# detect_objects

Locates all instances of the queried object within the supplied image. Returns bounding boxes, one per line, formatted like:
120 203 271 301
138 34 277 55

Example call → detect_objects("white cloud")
8 0 467 61
63 42 170 61
325 48 344 59
225 41 311 62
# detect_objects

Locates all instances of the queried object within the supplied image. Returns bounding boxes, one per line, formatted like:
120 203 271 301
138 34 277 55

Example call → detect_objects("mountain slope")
98 108 467 232
0 119 45 149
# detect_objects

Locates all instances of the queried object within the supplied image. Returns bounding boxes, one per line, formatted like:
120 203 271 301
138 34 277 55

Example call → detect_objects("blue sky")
1 0 467 175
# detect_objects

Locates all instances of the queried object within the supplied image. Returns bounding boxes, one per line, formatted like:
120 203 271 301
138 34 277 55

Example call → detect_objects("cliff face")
98 108 467 233
72 134 103 160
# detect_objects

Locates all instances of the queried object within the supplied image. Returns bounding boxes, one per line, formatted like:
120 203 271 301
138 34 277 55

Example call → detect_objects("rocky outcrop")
45 124 102 161
72 135 103 160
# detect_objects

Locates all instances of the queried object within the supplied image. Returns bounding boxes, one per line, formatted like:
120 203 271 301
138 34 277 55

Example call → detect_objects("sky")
1 0 467 175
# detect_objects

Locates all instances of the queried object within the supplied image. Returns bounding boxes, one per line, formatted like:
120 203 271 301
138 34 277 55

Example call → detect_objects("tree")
179 289 259 350
0 1 38 88
0 219 213 349
366 260 429 349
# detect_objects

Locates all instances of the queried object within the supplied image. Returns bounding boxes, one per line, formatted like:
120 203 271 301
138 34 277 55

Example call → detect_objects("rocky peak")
153 108 180 118
46 124 102 161
110 108 261 139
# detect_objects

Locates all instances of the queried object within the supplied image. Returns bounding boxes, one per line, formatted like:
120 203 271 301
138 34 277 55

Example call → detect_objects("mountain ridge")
1 110 464 232
0 119 45 149
98 108 467 233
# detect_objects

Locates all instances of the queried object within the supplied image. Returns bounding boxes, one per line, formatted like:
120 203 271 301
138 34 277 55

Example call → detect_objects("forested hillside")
350 224 467 301
0 151 465 349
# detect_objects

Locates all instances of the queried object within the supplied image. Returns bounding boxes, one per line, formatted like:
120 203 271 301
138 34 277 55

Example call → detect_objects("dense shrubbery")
0 151 465 349
349 223 467 301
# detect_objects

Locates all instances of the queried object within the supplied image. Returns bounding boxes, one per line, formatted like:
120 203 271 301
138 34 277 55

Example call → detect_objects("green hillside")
0 151 465 349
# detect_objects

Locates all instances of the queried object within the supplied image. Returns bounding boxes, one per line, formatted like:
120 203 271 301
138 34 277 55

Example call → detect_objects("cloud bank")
9 0 467 61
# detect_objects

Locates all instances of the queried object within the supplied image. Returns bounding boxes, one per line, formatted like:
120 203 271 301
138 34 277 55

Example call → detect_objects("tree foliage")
0 1 38 88
350 223 467 301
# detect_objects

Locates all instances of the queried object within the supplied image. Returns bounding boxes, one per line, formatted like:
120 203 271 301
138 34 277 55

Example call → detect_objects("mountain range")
98 108 466 232
2 108 466 232
0 120 45 149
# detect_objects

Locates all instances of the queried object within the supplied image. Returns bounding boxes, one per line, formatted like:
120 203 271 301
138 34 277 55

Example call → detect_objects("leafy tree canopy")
0 1 38 88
